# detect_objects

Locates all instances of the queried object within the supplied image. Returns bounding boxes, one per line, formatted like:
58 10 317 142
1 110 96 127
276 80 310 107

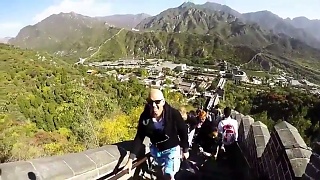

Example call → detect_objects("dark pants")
224 143 238 168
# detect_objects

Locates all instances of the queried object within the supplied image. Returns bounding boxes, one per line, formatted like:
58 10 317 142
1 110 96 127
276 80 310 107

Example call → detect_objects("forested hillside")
0 44 188 162
222 81 320 146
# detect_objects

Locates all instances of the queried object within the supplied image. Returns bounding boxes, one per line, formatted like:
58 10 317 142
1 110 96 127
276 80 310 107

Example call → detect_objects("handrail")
98 153 151 180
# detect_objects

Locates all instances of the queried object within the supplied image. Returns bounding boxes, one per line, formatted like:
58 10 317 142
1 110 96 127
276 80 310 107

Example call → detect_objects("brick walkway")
175 153 235 180
134 147 252 180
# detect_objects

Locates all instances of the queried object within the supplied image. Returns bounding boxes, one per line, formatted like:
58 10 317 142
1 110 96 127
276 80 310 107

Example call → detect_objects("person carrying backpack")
217 107 239 168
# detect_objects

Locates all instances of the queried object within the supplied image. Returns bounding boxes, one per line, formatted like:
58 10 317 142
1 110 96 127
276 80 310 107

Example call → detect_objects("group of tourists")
180 104 239 170
124 88 240 180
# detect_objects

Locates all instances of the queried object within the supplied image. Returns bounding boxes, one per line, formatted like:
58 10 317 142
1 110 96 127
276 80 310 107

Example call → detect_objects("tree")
137 68 148 77
164 78 172 85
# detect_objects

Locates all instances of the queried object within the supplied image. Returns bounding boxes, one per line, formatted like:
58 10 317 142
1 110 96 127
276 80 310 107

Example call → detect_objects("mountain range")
98 13 151 29
6 2 320 83
0 37 11 43
137 2 320 49
9 2 320 49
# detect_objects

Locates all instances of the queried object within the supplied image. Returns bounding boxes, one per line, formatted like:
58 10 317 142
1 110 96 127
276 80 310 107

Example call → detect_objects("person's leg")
163 146 181 180
150 145 166 179
224 143 238 173
163 156 181 179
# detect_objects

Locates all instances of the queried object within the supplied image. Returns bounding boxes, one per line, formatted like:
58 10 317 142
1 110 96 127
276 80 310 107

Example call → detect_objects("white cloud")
0 22 24 37
33 0 112 23
0 22 23 29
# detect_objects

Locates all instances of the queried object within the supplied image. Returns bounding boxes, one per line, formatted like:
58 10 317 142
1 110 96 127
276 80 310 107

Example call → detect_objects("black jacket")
199 133 222 154
185 116 198 131
195 119 215 144
129 103 189 159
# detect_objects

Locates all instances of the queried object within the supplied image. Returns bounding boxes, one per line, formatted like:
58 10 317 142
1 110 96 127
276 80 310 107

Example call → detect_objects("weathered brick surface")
237 112 316 180
245 121 270 178
0 138 150 180
302 143 320 180
238 115 254 145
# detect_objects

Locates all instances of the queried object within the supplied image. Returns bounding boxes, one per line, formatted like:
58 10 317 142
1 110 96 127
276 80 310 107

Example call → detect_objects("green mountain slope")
8 13 122 61
136 5 268 42
133 4 320 82
7 6 320 83
89 30 236 62
0 43 147 126
0 43 189 162
242 11 320 49
86 29 320 83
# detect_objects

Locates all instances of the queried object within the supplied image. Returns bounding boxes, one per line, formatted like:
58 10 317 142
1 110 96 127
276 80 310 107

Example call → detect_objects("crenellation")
274 122 308 150
303 153 320 180
309 153 320 170
238 114 254 146
230 110 238 119
242 115 255 139
236 110 317 180
63 153 97 175
84 147 118 168
0 144 132 180
231 110 242 125
275 122 312 178
246 124 258 176
252 122 270 158
30 155 75 179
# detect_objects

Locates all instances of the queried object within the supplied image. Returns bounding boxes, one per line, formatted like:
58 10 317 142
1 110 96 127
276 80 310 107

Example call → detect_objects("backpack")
222 123 236 145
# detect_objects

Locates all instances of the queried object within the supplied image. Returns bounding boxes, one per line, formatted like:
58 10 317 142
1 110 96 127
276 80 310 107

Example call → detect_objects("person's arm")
129 114 146 160
218 133 223 145
218 121 223 134
175 109 189 153
234 121 239 141
207 114 212 122
194 123 204 144
215 145 219 157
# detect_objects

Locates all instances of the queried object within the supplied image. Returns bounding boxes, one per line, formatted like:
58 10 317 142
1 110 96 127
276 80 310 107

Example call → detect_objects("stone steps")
175 157 236 180
136 151 248 180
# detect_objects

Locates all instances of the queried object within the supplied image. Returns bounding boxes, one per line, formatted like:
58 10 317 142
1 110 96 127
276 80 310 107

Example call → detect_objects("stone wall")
0 139 150 180
302 142 320 179
231 110 317 180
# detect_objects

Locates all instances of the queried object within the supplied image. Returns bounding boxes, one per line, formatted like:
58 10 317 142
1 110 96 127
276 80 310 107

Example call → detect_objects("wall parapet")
231 110 318 180
0 139 150 180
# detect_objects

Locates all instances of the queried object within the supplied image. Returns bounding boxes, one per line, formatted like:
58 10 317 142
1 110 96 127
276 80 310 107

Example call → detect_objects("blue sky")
0 0 319 37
